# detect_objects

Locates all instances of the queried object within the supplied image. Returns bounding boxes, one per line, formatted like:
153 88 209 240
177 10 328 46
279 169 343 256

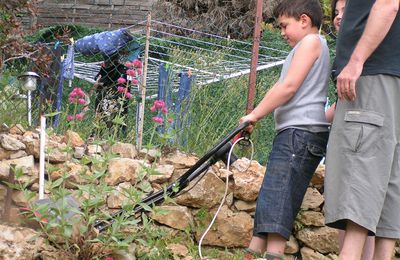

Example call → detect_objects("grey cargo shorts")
324 74 400 238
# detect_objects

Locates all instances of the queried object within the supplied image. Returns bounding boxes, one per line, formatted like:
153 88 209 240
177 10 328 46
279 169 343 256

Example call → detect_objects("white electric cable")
198 137 254 259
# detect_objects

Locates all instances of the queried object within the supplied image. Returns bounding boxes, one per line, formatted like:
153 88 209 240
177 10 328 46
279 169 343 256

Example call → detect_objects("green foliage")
6 145 182 258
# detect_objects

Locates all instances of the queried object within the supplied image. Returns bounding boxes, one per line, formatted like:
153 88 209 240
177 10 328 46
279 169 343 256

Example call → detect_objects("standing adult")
324 0 400 259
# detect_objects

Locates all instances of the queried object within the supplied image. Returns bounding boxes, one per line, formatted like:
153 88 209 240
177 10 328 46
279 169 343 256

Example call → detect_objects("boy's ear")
299 13 312 27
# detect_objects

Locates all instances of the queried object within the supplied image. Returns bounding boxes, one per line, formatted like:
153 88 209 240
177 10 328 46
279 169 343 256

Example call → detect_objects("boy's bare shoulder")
300 34 321 47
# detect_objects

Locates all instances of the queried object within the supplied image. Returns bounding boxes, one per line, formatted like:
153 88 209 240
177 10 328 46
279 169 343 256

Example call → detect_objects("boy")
240 0 330 259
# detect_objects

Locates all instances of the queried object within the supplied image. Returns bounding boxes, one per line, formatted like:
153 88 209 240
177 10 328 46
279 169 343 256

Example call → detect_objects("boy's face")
277 14 310 47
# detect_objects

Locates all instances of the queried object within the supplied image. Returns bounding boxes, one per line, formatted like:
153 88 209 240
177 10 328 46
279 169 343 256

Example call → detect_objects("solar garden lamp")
18 72 40 127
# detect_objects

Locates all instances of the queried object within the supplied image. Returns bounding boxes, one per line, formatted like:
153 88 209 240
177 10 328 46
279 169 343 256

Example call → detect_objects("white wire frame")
73 20 288 93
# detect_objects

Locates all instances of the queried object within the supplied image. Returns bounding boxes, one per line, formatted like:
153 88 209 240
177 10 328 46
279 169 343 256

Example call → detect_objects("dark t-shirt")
333 0 400 78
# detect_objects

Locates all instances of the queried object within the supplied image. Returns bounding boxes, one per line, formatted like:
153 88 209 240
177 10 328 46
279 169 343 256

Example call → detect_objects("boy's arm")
337 0 399 101
242 35 322 125
325 102 336 123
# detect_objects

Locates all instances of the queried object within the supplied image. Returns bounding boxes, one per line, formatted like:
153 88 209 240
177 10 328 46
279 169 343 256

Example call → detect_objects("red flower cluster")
68 87 86 105
150 100 172 124
125 59 143 86
67 87 87 122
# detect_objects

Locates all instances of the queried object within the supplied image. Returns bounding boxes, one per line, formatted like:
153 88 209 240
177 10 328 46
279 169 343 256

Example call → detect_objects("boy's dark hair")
273 0 323 28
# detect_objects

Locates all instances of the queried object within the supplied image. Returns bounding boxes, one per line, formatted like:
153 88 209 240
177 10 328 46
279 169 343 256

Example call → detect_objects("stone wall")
0 124 369 259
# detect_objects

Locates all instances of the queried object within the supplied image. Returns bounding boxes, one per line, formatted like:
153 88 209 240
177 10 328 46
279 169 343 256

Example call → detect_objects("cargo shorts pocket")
342 110 384 156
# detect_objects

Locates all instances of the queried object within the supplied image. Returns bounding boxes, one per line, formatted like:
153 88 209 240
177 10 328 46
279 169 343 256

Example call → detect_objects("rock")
232 158 265 201
107 182 132 209
50 162 93 189
0 147 12 160
87 144 103 155
0 224 45 259
296 226 339 254
0 155 35 181
148 164 174 184
225 192 234 207
311 164 325 187
12 190 36 207
0 134 26 151
0 123 9 133
300 247 326 260
23 131 39 139
301 187 324 210
0 184 7 202
234 200 256 212
63 130 85 147
194 205 253 247
166 243 189 257
175 169 226 208
285 235 299 254
298 211 325 227
162 150 197 169
36 140 69 163
111 244 137 260
151 205 194 231
105 158 147 186
9 124 25 135
73 146 85 159
139 148 160 162
284 254 297 260
9 150 28 159
111 142 138 159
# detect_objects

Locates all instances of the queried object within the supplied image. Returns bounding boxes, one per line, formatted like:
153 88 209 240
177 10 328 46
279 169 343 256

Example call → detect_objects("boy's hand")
239 113 258 133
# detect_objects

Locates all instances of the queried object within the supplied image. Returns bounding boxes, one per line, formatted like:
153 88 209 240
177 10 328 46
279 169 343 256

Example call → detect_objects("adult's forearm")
349 0 398 65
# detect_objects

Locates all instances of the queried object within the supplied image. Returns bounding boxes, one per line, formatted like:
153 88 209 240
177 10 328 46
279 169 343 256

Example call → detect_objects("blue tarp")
75 28 134 57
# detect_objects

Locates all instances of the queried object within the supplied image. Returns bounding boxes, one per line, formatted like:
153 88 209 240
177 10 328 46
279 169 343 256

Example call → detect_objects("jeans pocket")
307 143 326 158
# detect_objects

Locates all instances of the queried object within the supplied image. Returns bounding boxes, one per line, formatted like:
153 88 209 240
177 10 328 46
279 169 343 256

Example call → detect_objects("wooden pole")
246 0 263 114
2 164 15 222
136 13 151 150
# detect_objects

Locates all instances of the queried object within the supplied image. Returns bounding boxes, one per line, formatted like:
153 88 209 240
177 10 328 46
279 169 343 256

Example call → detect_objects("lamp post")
18 72 40 127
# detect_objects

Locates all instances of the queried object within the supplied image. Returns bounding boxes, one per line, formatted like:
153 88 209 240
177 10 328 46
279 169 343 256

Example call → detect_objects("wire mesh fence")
1 0 293 162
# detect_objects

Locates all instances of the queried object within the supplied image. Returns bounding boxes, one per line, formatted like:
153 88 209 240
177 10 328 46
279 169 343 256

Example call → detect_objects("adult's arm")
337 0 399 101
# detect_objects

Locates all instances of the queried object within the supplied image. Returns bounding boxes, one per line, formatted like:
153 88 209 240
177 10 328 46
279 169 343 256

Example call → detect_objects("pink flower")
70 87 86 99
68 97 76 103
125 92 132 99
150 106 156 112
75 113 84 121
78 98 86 105
152 116 163 124
117 77 126 84
67 115 75 121
136 68 143 75
162 107 168 114
117 86 125 92
154 100 165 109
132 59 142 68
125 62 133 68
104 257 114 260
131 78 139 85
126 69 136 76
167 118 173 123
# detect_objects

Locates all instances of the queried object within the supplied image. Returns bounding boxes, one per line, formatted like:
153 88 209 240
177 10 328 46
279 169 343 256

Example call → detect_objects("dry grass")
153 0 280 38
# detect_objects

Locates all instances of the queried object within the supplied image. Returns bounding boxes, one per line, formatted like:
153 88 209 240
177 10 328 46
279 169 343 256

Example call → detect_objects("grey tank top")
274 34 331 132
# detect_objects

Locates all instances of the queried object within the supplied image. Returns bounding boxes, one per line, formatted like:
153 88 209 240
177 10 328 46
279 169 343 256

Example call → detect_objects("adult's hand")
336 60 363 101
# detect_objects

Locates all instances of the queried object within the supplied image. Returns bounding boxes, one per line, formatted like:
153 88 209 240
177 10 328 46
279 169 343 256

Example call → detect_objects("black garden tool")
94 121 251 232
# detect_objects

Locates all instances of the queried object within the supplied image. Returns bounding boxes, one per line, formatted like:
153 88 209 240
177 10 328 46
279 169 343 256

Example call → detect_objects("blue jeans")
253 128 328 240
